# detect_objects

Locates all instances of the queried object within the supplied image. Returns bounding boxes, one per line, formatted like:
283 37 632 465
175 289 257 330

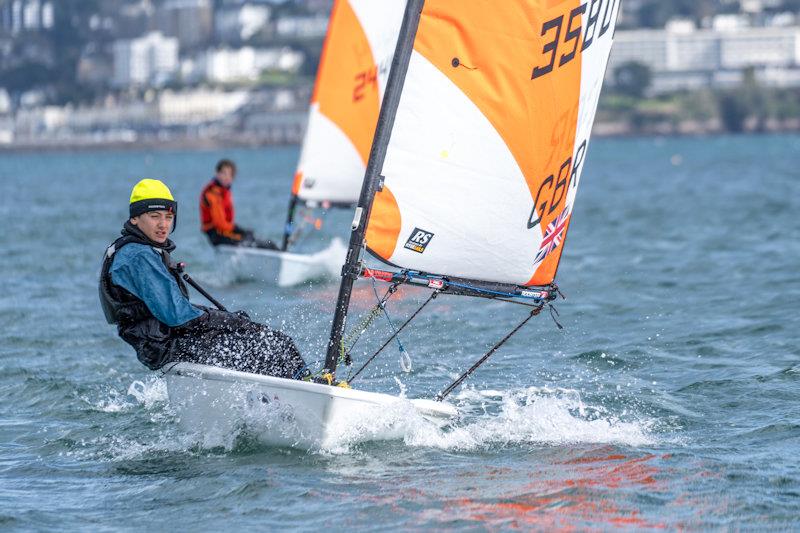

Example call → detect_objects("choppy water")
1 135 798 530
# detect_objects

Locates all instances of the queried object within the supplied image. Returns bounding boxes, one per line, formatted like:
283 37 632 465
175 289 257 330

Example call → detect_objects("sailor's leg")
172 325 307 379
206 229 244 247
251 237 278 250
249 325 307 377
238 230 278 250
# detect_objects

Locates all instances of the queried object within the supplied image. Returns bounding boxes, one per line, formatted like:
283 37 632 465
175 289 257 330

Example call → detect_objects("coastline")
1 119 798 154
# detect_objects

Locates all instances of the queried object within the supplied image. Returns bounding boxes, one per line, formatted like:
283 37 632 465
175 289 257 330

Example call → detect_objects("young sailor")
100 179 307 378
200 159 277 249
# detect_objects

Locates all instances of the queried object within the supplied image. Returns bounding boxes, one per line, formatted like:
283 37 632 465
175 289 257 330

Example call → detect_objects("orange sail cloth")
291 0 407 204
366 0 620 287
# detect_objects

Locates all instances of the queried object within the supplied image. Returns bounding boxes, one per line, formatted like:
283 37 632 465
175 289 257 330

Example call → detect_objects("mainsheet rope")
434 305 545 402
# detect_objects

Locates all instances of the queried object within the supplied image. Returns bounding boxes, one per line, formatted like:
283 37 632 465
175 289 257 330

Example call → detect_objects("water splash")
315 386 656 454
127 377 169 409
408 387 656 451
81 387 132 413
67 376 240 462
81 377 656 458
79 376 168 414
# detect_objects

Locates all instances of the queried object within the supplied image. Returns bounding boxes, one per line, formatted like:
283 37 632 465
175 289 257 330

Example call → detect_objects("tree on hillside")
614 61 652 99
0 63 52 95
719 92 749 133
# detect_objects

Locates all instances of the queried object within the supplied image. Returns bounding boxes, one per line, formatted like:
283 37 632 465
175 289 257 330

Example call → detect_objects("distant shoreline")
1 121 797 153
0 137 297 153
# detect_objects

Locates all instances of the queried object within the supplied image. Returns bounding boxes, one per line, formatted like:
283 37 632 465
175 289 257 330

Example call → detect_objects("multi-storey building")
112 32 179 87
609 22 800 93
215 3 271 42
156 0 213 49
0 0 53 34
184 46 304 84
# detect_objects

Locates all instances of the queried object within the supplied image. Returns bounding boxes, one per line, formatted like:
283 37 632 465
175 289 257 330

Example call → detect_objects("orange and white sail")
365 0 620 287
291 0 407 205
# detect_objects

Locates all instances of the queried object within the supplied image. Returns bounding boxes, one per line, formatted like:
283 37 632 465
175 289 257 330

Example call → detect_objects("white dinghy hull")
216 237 347 287
163 362 457 450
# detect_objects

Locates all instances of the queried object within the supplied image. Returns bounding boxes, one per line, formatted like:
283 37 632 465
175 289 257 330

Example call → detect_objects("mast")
281 195 298 251
322 0 425 378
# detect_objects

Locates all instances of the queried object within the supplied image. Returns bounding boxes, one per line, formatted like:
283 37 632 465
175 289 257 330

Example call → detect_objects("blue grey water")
1 135 798 530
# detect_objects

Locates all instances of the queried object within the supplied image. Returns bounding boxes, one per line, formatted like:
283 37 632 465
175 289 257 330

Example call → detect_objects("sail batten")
364 0 620 287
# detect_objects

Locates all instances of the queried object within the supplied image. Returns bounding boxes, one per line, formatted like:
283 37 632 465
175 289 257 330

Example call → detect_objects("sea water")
1 135 798 530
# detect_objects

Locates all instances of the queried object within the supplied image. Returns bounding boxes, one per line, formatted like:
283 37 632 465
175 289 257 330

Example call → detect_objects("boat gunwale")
163 362 457 418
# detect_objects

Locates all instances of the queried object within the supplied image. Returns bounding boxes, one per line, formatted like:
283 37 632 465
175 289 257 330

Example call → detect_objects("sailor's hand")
203 308 250 332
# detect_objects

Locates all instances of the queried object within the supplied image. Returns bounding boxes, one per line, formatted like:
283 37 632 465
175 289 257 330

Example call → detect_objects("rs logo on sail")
404 228 434 254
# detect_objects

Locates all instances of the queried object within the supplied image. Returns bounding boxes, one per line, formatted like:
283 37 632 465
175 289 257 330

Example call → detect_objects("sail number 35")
532 0 618 80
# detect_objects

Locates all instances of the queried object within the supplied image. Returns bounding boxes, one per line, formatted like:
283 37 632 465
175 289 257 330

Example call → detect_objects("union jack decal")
533 208 570 267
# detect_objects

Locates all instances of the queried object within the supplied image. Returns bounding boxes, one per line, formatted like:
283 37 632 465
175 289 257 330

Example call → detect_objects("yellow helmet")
129 179 178 229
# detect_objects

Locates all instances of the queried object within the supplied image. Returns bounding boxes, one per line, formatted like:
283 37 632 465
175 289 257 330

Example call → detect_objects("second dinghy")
220 0 408 287
215 237 347 286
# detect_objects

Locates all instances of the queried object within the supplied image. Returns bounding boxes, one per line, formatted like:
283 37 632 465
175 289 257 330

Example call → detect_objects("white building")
13 105 67 138
275 15 328 39
0 88 10 114
113 32 179 87
158 88 249 125
0 88 12 145
157 0 213 49
0 0 53 34
215 3 271 42
186 46 303 84
608 24 800 93
0 116 14 144
720 28 800 69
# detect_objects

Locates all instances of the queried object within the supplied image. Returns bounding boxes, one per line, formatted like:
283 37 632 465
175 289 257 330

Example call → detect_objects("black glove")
206 308 252 331
177 308 250 334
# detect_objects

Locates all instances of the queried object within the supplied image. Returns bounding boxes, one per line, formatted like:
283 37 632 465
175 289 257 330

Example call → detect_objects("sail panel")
291 104 365 203
365 0 620 287
293 0 406 204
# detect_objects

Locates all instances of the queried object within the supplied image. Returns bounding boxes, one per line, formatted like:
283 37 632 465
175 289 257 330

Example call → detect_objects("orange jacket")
200 180 237 235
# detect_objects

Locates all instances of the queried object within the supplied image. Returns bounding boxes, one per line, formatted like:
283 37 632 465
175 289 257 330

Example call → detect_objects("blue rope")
292 364 309 380
370 277 408 358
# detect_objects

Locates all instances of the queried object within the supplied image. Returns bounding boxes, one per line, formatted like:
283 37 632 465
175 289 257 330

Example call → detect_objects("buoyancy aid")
199 179 236 234
99 224 189 324
99 222 191 369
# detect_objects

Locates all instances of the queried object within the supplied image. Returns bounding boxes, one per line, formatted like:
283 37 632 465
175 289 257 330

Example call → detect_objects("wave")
287 385 657 454
399 386 655 453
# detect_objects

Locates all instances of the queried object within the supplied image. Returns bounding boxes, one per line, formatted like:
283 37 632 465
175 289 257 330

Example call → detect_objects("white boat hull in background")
216 237 347 287
163 362 457 450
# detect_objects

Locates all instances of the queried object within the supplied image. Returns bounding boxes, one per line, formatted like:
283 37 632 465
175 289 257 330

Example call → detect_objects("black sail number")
559 4 586 67
531 0 618 81
528 156 572 229
531 16 563 80
528 140 587 230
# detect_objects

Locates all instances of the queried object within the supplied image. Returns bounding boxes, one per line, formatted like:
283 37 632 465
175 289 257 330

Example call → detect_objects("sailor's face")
216 166 235 187
131 210 174 243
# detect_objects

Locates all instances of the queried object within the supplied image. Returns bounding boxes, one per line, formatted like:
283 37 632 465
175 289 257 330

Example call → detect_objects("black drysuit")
99 222 307 378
